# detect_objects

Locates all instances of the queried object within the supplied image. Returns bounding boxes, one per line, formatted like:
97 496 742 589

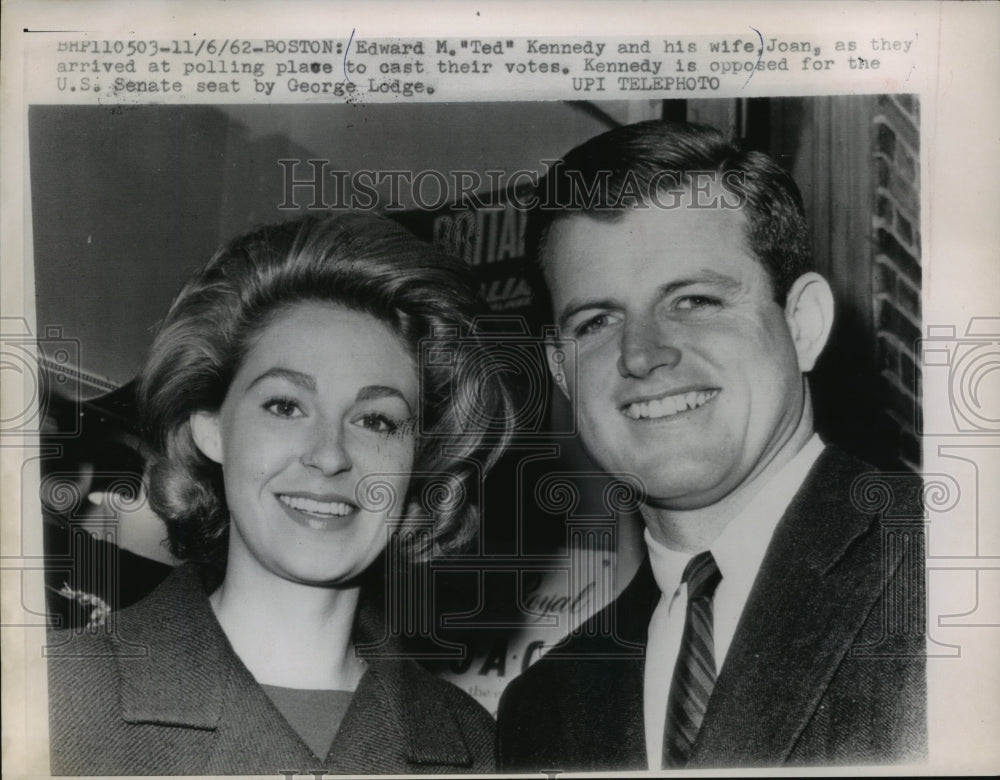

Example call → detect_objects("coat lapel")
690 448 897 766
115 566 318 772
324 591 481 772
114 566 481 773
326 657 473 772
115 565 230 730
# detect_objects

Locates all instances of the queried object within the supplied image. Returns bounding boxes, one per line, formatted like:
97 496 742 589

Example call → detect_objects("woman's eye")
263 398 304 418
355 413 400 434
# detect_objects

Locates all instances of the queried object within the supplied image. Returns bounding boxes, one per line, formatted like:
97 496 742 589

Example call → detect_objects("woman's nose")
300 426 353 475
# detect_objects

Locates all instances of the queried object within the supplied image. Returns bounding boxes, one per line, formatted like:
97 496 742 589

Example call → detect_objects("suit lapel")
608 557 660 766
690 448 897 766
555 556 659 769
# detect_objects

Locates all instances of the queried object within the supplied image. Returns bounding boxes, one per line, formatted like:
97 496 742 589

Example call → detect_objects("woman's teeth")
279 495 353 517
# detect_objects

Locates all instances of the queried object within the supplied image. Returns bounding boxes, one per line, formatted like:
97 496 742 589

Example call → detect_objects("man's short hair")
530 120 811 304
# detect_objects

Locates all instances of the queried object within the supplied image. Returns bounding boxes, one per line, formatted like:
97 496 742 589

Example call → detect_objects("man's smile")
620 388 720 420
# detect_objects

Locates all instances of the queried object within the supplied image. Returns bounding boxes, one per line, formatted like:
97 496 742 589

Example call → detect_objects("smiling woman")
45 213 514 775
190 304 420 594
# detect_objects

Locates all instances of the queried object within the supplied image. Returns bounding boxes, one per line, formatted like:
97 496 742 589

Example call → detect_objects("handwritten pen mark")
343 27 356 83
744 27 765 89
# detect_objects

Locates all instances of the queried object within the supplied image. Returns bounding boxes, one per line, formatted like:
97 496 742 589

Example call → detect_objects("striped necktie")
663 551 723 767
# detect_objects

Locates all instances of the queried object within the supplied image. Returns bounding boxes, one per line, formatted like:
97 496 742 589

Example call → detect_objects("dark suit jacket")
497 446 926 770
48 565 495 775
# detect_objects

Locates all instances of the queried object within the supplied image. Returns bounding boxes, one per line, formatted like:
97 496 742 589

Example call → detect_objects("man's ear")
189 411 223 465
545 340 571 400
784 272 835 373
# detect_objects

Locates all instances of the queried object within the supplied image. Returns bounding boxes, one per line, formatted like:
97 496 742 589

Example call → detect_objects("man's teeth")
279 495 353 518
623 389 718 420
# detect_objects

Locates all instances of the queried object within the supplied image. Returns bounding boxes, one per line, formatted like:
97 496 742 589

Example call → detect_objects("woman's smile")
192 301 419 586
276 492 357 530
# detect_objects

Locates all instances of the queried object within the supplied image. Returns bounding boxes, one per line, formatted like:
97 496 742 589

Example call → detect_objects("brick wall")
872 95 922 471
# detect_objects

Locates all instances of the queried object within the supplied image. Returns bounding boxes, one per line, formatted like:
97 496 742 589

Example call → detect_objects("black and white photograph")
2 2 998 777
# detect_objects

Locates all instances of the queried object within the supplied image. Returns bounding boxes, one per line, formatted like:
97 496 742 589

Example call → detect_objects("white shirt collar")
645 434 826 604
642 434 826 770
712 433 826 604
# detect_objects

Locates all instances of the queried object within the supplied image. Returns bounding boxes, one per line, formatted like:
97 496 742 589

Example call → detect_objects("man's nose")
300 425 353 475
617 315 681 378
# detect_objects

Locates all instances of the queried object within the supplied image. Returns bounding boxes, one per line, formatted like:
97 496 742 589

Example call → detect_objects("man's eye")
574 313 613 337
675 295 721 311
263 397 304 418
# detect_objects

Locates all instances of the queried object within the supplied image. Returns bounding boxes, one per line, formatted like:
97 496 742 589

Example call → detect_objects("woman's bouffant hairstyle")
139 212 514 570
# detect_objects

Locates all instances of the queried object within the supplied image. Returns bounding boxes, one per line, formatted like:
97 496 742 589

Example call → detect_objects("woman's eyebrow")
247 367 316 392
356 385 412 410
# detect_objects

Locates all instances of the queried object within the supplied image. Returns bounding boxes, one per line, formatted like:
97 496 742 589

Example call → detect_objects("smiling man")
497 120 926 770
